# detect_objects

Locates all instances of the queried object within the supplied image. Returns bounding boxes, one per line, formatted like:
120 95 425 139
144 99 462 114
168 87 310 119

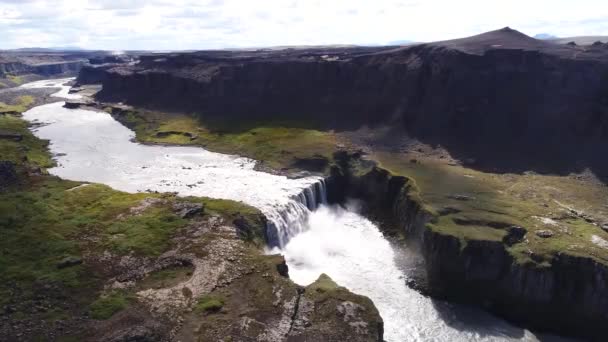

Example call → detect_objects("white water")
281 204 554 342
20 78 322 247
20 79 568 342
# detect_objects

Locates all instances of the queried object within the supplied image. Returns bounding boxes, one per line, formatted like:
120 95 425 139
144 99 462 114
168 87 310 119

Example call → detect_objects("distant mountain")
7 47 85 53
548 36 608 45
534 33 557 40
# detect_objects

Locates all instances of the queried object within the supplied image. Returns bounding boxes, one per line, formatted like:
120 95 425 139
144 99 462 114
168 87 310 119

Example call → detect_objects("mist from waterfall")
278 202 560 342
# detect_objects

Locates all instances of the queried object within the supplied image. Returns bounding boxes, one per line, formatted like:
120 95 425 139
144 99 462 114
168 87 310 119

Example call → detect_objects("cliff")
328 152 608 341
93 27 608 177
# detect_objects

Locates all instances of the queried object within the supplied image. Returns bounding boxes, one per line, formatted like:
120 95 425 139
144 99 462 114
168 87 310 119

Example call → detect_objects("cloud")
0 0 606 50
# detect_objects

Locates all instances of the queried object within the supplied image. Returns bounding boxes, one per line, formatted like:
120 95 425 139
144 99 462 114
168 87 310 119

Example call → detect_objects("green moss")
307 273 339 293
0 113 54 169
373 151 608 266
105 205 185 256
0 95 34 114
138 265 194 290
7 74 24 85
112 109 336 172
195 295 224 313
89 291 131 319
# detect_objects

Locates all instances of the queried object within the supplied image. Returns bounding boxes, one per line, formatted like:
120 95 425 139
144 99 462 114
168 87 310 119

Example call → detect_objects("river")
20 78 570 342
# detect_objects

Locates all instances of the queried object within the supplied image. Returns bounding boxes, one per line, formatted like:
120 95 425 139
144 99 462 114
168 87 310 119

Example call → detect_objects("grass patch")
0 95 34 114
0 113 54 168
138 265 194 290
7 74 24 85
308 273 339 293
89 291 131 320
195 295 224 313
110 109 337 172
373 151 608 266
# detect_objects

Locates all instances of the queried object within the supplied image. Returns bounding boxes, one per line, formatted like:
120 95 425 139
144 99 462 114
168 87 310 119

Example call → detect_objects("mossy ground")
108 108 337 172
0 108 267 337
89 291 132 320
0 95 35 114
373 151 608 266
0 109 54 169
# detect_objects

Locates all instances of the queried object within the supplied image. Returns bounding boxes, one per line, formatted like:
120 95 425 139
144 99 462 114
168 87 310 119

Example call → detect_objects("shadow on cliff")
411 132 608 184
430 299 530 340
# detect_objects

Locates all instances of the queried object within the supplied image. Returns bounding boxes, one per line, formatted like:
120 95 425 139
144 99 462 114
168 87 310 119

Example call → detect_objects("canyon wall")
0 60 85 78
327 155 608 341
93 30 608 174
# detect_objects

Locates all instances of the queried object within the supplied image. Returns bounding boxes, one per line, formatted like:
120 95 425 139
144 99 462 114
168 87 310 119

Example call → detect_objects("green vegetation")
0 109 266 330
0 95 35 114
110 109 337 172
195 295 225 313
89 291 131 319
373 151 608 266
308 273 339 293
137 265 194 290
6 74 24 85
0 112 54 168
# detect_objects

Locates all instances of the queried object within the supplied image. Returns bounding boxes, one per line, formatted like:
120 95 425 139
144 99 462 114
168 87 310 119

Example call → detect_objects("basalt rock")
327 152 608 341
0 161 18 189
172 201 204 219
92 27 608 177
0 130 23 142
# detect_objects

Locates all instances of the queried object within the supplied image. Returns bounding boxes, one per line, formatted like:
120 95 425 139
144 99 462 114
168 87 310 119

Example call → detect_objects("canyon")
2 27 608 341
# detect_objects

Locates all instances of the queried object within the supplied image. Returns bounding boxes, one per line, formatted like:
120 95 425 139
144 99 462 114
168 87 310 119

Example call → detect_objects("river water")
21 79 569 342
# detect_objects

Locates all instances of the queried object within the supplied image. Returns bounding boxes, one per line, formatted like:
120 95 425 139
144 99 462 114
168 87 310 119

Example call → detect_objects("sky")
0 0 607 50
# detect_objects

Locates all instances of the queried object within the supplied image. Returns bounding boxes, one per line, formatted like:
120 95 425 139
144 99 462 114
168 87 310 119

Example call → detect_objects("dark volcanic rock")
502 226 527 246
56 256 83 269
0 130 23 141
275 255 289 277
172 202 203 218
0 161 18 189
328 158 608 341
63 99 94 109
92 27 608 179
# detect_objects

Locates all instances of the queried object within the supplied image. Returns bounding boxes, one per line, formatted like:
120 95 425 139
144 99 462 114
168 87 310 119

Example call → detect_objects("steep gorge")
89 28 608 176
326 154 608 341
75 28 608 340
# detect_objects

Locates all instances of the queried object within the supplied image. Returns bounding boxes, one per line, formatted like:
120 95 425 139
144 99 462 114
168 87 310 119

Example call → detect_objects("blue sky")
0 0 607 50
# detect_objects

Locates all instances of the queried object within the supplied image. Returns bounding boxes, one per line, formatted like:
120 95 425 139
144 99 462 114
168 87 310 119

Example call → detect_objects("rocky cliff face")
423 228 608 341
0 60 85 78
328 153 608 341
94 28 608 176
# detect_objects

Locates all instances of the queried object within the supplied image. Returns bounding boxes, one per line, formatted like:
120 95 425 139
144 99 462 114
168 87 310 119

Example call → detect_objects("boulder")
275 256 289 277
503 226 527 246
0 161 18 189
172 202 203 219
63 99 94 109
535 230 554 238
447 194 475 201
56 256 83 269
0 130 23 141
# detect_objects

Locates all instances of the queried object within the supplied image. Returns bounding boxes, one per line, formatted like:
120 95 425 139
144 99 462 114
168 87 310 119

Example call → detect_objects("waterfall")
265 178 327 248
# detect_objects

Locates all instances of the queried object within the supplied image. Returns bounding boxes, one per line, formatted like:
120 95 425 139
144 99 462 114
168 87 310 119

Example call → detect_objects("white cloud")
0 0 606 50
